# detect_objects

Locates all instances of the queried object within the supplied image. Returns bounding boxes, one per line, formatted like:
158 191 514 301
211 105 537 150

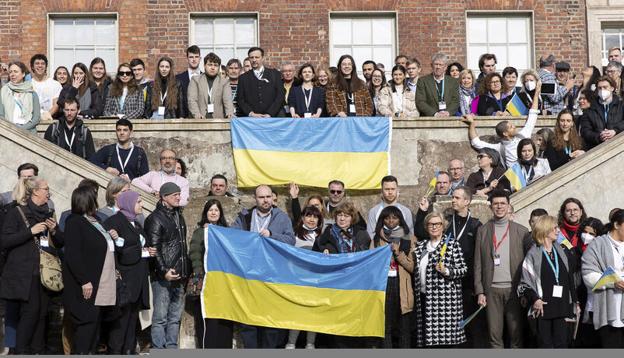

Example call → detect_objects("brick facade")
2 0 588 74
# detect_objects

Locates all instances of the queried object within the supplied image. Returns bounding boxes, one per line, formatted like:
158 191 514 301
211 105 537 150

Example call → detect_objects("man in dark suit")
474 189 532 348
236 47 285 117
416 53 459 117
175 45 202 118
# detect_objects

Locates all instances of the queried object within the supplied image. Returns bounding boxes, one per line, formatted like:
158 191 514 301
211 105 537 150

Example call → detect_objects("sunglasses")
477 154 490 159
329 190 343 195
118 71 133 77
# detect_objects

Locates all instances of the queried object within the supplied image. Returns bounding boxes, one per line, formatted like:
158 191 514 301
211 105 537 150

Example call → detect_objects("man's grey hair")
431 53 448 64
607 61 623 73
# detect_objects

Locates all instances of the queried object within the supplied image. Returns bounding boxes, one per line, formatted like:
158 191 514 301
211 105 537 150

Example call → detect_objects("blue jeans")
150 280 184 349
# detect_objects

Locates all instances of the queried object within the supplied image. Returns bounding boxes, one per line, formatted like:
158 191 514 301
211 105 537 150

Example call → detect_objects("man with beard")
366 175 413 238
44 98 95 159
131 149 189 206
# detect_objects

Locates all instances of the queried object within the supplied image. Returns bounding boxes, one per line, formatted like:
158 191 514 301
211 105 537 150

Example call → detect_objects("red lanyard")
492 223 510 253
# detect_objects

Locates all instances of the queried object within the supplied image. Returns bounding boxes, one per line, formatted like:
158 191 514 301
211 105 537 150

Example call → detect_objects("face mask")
525 80 536 91
599 89 612 101
581 232 595 245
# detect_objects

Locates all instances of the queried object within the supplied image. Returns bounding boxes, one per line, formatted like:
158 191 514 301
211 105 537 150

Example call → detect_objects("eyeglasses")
477 154 490 159
160 156 176 160
427 222 443 228
118 71 132 77
490 80 501 84
329 190 343 195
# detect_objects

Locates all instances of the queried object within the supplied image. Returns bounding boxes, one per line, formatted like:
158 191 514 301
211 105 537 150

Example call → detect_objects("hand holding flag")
424 169 440 197
502 163 527 192
592 266 622 291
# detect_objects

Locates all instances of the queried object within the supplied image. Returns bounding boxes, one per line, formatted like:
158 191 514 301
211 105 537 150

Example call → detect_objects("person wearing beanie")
103 190 150 354
144 182 189 349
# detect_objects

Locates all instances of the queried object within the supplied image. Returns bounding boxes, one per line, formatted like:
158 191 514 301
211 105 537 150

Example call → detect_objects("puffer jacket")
144 201 189 280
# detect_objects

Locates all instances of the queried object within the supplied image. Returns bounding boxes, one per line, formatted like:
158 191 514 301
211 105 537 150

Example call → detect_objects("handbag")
17 206 63 292
186 273 203 297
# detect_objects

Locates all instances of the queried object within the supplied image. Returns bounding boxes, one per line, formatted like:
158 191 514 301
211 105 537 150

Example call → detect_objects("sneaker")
285 343 296 349
305 343 315 349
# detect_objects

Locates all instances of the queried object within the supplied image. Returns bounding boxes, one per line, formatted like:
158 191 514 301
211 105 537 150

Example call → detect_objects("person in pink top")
131 149 190 206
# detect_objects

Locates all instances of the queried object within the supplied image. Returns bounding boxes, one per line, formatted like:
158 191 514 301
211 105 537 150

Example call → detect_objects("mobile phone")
541 83 556 95
45 209 55 220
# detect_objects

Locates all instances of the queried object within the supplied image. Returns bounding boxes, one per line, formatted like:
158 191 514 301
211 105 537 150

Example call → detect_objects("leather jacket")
144 201 189 280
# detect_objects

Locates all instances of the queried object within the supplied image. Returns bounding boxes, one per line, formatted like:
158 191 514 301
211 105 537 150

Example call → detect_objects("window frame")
601 24 624 67
47 13 119 74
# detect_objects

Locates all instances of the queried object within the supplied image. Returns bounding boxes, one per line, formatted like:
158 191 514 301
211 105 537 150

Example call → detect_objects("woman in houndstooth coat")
413 212 467 347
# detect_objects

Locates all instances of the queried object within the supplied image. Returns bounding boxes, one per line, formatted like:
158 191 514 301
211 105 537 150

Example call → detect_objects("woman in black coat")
287 63 326 118
56 62 104 118
0 177 61 354
103 190 150 354
63 186 118 354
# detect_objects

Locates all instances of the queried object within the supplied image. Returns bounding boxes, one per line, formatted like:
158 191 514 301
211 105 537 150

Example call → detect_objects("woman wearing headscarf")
103 190 150 354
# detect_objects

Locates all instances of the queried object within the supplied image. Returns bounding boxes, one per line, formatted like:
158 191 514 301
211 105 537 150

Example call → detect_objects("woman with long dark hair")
103 63 144 119
147 57 182 119
377 65 419 118
57 62 103 118
53 66 69 87
371 206 414 348
188 199 232 348
544 109 585 170
325 55 373 117
287 63 325 118
368 68 388 116
516 138 551 187
89 57 112 116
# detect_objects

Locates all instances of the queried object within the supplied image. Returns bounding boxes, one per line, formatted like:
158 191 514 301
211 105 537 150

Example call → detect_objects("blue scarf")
331 224 354 253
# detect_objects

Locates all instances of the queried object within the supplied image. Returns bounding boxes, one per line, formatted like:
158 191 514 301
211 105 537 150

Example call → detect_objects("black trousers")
192 299 233 348
239 324 286 348
461 289 489 348
13 276 51 354
72 307 101 354
381 277 410 348
536 317 568 348
108 302 140 354
599 325 624 348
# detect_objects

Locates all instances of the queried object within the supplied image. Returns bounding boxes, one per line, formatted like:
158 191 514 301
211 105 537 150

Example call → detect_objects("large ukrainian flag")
231 117 392 189
201 225 391 337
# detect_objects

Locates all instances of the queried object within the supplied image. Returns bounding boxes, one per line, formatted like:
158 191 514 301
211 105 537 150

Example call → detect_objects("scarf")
561 220 581 248
27 197 50 222
1 82 34 126
459 85 476 115
117 190 140 222
331 224 354 253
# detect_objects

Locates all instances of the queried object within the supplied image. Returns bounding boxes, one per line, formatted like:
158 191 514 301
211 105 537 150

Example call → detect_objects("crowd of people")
0 44 624 353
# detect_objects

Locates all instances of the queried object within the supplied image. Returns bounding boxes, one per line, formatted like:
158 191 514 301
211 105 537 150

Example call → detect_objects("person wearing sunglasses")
103 63 144 119
325 180 366 231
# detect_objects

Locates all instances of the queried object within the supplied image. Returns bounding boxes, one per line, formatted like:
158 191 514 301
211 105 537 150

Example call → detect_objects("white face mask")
599 89 612 101
525 80 536 91
581 232 595 245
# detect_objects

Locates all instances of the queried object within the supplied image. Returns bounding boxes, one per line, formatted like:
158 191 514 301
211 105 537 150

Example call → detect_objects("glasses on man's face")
118 71 132 77
160 156 175 161
490 80 501 84
449 167 463 171
329 190 343 195
427 222 443 229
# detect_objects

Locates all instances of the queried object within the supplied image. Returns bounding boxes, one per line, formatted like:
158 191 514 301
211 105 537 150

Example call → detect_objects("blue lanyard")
563 145 571 156
436 79 445 101
542 247 560 285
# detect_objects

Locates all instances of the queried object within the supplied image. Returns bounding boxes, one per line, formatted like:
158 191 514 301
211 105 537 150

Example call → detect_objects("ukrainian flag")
506 93 529 116
201 225 391 337
556 232 573 250
231 117 392 189
504 163 527 192
592 266 622 291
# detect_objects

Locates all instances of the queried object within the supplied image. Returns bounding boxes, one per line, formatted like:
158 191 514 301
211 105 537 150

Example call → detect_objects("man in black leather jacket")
144 182 188 349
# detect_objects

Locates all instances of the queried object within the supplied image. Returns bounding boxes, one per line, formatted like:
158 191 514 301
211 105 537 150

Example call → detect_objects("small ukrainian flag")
506 93 529 116
503 163 527 192
592 266 622 291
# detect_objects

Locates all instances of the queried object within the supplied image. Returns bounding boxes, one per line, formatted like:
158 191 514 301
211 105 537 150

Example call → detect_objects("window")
466 14 533 78
49 16 118 73
602 27 624 66
330 15 396 76
190 15 258 62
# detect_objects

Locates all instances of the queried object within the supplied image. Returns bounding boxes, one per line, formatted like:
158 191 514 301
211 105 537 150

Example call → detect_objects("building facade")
0 1 617 76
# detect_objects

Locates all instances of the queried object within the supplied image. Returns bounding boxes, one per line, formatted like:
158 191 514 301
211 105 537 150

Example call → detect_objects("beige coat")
187 75 234 119
377 86 419 119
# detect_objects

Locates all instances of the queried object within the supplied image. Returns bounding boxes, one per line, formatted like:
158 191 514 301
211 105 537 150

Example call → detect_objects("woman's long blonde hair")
12 176 41 205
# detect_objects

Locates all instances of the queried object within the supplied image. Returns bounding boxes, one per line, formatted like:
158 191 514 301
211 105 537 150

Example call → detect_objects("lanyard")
253 211 271 233
303 87 313 111
564 145 571 156
522 165 534 182
13 97 24 112
541 247 560 285
347 93 354 104
604 105 609 124
495 95 503 111
492 223 510 253
452 211 471 242
207 82 214 104
64 128 76 149
436 79 445 101
160 89 168 104
116 143 135 174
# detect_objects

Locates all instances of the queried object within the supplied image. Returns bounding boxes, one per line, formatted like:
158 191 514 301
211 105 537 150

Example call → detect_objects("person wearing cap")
538 55 575 115
144 182 189 349
465 148 511 197
555 61 579 111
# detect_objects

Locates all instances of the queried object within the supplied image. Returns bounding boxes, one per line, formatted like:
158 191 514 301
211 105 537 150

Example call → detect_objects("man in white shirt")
30 54 62 121
132 149 190 206
366 175 413 238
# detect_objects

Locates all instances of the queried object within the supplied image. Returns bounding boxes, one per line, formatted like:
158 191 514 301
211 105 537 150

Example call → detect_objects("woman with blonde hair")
457 69 477 116
518 215 579 348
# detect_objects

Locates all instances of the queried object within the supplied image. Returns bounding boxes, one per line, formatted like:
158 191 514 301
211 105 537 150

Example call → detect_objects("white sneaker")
305 343 315 349
285 343 296 349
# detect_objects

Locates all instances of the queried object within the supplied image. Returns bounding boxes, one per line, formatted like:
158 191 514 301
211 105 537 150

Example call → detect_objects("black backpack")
49 121 89 159
104 144 144 175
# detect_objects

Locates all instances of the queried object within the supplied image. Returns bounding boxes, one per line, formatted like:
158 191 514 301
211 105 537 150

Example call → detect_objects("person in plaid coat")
103 63 144 119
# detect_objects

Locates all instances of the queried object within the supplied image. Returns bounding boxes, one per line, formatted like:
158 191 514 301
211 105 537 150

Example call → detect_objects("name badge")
40 238 50 248
438 101 447 111
493 254 501 266
284 105 289 114
304 112 312 118
142 248 150 258
349 104 356 114
157 106 165 116
552 285 563 298
388 268 397 277
207 104 214 114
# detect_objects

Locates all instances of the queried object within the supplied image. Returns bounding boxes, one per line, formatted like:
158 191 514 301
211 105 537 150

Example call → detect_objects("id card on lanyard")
492 223 510 266
303 87 313 117
348 93 356 114
116 144 135 174
542 248 562 298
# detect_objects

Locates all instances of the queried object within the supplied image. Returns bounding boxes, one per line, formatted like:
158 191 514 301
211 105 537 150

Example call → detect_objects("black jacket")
444 212 482 291
44 117 96 160
93 79 112 117
62 214 109 323
144 202 189 280
89 143 149 180
144 80 184 119
579 96 624 150
312 225 370 254
0 204 61 301
57 84 104 118
287 85 326 117
175 71 192 118
475 93 512 116
103 212 150 309
236 67 285 117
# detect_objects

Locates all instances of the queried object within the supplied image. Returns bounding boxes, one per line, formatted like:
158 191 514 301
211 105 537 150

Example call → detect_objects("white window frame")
47 13 119 74
329 12 398 77
465 11 535 78
188 13 259 62
601 24 624 67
